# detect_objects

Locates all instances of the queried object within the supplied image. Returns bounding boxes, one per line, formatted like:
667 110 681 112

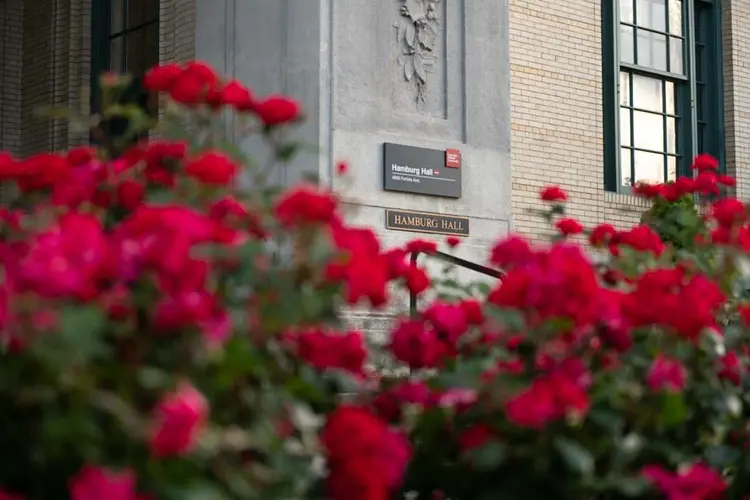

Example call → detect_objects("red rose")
185 151 239 186
149 381 208 457
556 218 584 236
718 351 742 385
405 265 430 295
220 80 254 111
739 304 750 326
253 95 302 126
321 406 411 500
490 235 533 268
295 328 367 376
589 223 616 247
711 198 746 228
692 153 719 171
116 180 145 211
17 153 70 192
66 147 96 166
718 174 736 186
540 185 567 202
274 185 337 227
68 466 141 500
642 463 726 500
446 236 461 248
169 63 219 106
505 379 557 429
633 182 667 199
12 212 109 300
612 224 664 256
144 63 183 92
647 355 686 392
458 424 494 452
390 319 442 369
460 299 484 325
405 239 438 254
424 302 469 342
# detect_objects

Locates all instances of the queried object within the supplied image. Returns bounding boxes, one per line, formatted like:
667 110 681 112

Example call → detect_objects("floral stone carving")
394 0 440 109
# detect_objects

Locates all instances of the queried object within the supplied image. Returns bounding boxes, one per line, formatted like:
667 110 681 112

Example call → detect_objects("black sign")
385 209 470 237
383 143 462 198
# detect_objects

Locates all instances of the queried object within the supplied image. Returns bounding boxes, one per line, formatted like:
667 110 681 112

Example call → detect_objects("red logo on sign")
446 149 461 168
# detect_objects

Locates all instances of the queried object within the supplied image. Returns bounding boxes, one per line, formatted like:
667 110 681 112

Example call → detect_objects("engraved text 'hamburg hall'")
392 214 465 232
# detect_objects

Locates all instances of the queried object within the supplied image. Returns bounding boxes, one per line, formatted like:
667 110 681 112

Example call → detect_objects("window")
603 0 724 192
91 0 159 153
91 0 159 113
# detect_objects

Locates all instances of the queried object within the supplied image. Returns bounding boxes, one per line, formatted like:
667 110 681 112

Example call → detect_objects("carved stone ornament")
394 0 440 109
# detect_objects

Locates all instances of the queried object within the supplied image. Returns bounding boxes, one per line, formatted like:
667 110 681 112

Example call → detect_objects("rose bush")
1 61 750 499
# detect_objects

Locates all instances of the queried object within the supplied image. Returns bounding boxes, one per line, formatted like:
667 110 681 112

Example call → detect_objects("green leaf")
137 367 171 390
469 441 507 471
60 306 107 351
485 306 526 332
554 437 595 476
659 391 688 428
588 408 624 434
705 444 742 469
614 476 650 497
34 305 107 366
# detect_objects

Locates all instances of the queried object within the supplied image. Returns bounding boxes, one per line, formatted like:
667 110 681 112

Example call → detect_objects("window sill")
603 190 652 209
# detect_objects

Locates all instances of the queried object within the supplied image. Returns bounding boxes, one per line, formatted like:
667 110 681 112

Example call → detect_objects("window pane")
633 110 664 151
637 30 668 71
666 117 677 154
110 37 124 73
666 81 675 114
668 0 682 35
621 148 633 187
126 25 159 77
620 0 634 23
637 0 666 31
111 0 125 34
632 74 663 112
634 150 665 184
128 0 159 28
620 72 631 105
621 25 635 63
667 156 677 181
669 37 683 73
126 30 146 75
695 45 705 79
696 86 704 121
620 108 632 146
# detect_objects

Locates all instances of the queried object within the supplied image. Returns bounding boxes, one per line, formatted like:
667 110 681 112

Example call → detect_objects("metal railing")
409 250 504 317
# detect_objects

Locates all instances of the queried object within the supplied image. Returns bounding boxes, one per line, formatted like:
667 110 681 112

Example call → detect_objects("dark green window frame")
603 0 725 193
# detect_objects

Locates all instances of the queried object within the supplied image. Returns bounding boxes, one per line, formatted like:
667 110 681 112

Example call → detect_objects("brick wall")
508 0 750 240
18 0 91 156
0 0 22 156
159 0 196 64
723 1 750 202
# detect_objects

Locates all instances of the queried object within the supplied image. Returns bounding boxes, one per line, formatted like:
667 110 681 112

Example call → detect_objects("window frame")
603 0 724 193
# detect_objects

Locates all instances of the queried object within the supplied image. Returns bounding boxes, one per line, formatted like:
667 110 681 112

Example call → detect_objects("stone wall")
194 0 513 337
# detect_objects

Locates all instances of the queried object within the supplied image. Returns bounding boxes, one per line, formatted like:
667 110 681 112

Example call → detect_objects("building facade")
511 0 750 238
0 0 748 240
